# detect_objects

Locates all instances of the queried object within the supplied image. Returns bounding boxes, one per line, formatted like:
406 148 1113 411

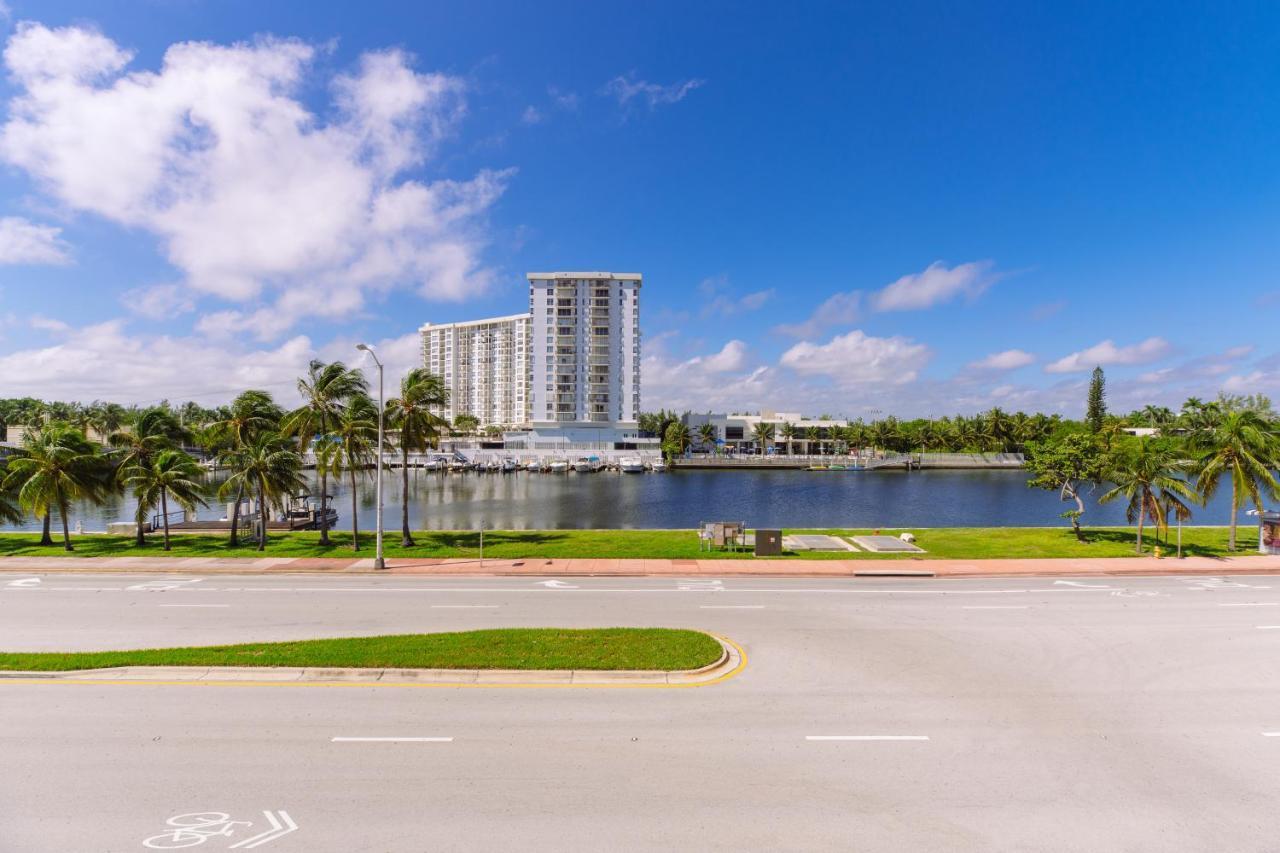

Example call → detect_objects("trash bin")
755 528 782 556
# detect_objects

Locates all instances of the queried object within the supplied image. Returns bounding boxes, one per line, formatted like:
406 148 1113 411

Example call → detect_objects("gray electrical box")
755 528 782 556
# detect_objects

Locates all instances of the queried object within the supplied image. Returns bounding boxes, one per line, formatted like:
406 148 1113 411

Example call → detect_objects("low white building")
682 410 850 452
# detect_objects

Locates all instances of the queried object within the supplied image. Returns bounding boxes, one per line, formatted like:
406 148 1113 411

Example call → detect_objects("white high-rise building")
526 272 641 426
419 314 531 428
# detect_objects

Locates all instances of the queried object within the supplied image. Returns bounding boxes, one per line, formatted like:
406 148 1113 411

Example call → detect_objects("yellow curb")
0 635 748 690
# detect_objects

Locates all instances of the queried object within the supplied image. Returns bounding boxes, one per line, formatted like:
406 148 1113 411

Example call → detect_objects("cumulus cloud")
521 105 543 125
0 315 424 405
0 215 71 265
967 349 1035 371
120 283 196 320
780 329 931 385
0 22 510 339
1043 337 1173 374
602 73 704 109
871 260 997 312
773 291 861 338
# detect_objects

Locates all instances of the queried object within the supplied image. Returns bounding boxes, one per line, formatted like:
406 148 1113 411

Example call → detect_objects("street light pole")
357 343 386 570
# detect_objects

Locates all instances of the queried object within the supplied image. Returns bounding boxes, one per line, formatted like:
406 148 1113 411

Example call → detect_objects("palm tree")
804 425 821 456
209 391 283 547
0 457 23 525
697 422 718 452
218 435 305 551
385 369 449 547
663 421 691 460
779 422 796 457
283 360 369 546
752 421 775 455
1190 410 1280 550
4 424 109 550
1099 439 1198 554
328 394 378 551
108 408 190 545
127 450 207 551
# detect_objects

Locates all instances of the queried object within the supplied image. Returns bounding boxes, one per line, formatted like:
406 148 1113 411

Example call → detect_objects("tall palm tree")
1190 410 1280 550
697 422 718 452
385 369 449 547
283 360 369 546
127 450 207 551
804 425 821 456
210 391 283 547
4 424 109 550
752 421 775 455
109 408 190 545
779 422 796 457
0 457 23 526
217 435 305 551
327 394 378 551
1099 439 1198 554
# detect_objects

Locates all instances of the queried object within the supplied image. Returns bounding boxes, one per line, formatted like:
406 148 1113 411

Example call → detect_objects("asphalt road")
2 571 1280 852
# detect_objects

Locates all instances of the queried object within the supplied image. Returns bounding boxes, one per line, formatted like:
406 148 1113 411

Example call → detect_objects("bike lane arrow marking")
229 810 297 849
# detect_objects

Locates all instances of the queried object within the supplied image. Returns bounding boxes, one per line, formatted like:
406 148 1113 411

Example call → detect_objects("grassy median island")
0 628 725 673
0 525 1248 559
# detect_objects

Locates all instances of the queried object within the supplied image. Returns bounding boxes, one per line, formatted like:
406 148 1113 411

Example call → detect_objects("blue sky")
0 0 1277 416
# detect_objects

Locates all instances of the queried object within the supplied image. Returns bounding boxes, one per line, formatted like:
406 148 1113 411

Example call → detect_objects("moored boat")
619 456 645 473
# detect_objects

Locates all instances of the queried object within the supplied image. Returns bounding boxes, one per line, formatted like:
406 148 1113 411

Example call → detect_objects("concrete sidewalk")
1 553 1278 578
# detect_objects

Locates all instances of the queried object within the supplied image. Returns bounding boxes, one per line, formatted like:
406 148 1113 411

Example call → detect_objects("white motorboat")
524 458 542 471
448 458 471 472
619 456 645 473
501 457 520 473
574 455 605 473
650 458 668 472
546 458 570 473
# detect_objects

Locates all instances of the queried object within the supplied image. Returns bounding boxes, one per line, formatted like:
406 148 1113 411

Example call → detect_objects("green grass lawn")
0 628 724 672
0 525 1253 560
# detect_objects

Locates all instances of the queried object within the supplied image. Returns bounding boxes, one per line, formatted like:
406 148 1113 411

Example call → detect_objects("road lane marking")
806 735 930 742
5 578 40 588
159 604 229 608
699 605 765 609
1219 603 1280 607
962 605 1028 610
331 736 453 742
430 604 500 609
536 579 579 589
1256 626 1280 630
1263 732 1280 737
229 810 298 849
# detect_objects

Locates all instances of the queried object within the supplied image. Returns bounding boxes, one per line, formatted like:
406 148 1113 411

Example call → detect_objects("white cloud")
602 73 704 109
967 349 1035 371
871 260 997 312
780 329 931 385
547 86 578 111
0 2 11 23
0 23 510 339
120 283 196 320
521 105 543 125
29 315 69 333
773 291 861 338
0 314 429 406
1043 337 1173 374
0 215 71 265
696 275 774 317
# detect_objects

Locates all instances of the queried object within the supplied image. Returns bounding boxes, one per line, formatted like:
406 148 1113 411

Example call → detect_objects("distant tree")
697 422 718 450
804 425 821 455
453 414 479 435
1086 366 1107 433
779 422 796 456
217 435 305 551
663 422 691 460
751 421 775 455
209 391 283 547
328 395 378 551
1025 434 1106 541
127 450 207 551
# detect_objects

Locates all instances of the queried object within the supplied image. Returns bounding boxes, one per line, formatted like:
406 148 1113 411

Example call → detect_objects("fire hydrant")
1153 545 1163 559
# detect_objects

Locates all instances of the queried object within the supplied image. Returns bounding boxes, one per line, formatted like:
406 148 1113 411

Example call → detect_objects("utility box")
755 528 782 556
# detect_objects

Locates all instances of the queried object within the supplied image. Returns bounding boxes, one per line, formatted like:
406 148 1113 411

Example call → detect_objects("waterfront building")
526 272 641 428
682 410 850 453
419 314 531 429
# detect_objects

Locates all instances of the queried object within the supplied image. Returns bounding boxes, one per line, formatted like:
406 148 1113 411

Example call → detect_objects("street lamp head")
356 342 372 352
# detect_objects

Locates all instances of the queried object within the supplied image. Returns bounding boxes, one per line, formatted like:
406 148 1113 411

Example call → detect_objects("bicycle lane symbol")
143 811 298 849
